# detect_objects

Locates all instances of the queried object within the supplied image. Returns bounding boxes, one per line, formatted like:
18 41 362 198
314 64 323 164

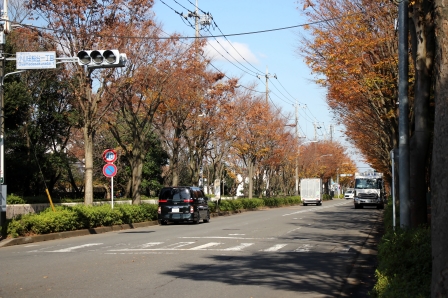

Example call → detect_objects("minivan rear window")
159 188 191 202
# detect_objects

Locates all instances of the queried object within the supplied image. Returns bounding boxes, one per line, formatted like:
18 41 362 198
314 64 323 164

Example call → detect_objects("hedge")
3 196 303 238
370 202 431 297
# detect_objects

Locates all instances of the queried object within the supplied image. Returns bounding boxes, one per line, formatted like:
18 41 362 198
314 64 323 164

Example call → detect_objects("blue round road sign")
103 163 117 178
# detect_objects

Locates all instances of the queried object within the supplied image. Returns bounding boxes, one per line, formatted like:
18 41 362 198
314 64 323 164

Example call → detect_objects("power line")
0 12 365 39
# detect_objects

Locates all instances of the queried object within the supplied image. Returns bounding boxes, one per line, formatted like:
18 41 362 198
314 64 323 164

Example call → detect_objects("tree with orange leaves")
299 140 356 195
297 0 399 182
30 0 156 204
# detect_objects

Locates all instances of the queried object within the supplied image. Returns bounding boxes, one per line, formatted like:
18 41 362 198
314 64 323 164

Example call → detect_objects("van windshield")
159 188 191 202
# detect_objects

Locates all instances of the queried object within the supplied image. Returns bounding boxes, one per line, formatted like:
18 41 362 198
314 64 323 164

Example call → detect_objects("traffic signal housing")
77 50 127 69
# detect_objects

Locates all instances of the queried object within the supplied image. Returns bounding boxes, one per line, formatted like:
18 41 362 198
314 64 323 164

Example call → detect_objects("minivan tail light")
158 207 161 214
190 206 194 213
183 199 193 203
159 199 167 203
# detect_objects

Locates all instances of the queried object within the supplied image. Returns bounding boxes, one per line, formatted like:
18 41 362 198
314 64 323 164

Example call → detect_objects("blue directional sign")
103 163 117 178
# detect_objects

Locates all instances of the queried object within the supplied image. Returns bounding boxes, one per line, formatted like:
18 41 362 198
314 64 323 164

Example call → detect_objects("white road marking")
189 242 222 250
294 244 312 252
160 242 196 249
286 227 301 234
228 234 245 236
49 243 103 252
261 244 287 252
139 242 163 248
221 243 254 251
179 236 275 240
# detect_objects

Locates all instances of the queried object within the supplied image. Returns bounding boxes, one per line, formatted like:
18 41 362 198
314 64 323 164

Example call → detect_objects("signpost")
102 149 118 208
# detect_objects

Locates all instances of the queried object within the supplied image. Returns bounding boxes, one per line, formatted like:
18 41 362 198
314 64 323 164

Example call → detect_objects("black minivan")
157 186 210 225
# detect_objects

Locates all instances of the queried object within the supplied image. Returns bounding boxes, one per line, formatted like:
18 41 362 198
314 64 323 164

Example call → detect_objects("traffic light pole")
0 28 5 229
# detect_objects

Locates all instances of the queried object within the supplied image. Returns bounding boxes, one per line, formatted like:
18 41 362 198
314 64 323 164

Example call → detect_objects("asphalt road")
0 199 382 298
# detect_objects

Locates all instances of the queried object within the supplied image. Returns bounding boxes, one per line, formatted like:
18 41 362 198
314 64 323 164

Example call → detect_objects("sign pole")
111 176 114 209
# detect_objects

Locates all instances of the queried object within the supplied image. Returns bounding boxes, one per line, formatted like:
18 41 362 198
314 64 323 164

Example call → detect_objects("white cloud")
204 38 259 64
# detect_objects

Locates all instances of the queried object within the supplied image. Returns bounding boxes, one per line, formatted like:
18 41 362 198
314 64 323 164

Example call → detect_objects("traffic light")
77 50 127 69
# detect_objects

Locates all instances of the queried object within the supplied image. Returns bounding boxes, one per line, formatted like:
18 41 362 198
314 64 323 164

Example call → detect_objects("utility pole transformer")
182 0 213 38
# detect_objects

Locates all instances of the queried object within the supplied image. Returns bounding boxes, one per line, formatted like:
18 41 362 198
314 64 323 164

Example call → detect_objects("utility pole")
257 66 276 104
398 0 410 228
295 102 299 196
329 124 334 142
0 0 8 228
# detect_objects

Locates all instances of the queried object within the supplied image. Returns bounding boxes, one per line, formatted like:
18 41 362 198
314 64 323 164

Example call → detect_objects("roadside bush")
263 196 301 207
5 203 159 238
370 202 431 297
322 194 332 201
241 198 264 209
7 206 79 237
117 203 158 224
7 193 26 204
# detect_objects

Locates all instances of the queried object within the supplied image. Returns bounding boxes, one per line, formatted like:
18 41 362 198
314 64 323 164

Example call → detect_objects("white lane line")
261 244 287 252
189 242 222 250
228 234 245 236
286 227 301 234
221 243 254 251
49 243 103 252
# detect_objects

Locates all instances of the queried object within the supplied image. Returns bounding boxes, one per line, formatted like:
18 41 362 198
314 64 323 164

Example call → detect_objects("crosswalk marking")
294 244 312 252
221 243 254 251
49 243 103 252
189 242 222 250
160 242 196 249
140 242 163 248
261 244 287 252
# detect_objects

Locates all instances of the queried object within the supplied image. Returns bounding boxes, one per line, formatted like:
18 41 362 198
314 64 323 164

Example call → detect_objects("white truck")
300 178 322 206
353 171 385 209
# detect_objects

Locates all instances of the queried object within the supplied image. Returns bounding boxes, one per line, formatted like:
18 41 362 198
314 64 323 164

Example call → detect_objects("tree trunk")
83 120 94 205
131 158 143 204
431 0 448 295
248 159 254 199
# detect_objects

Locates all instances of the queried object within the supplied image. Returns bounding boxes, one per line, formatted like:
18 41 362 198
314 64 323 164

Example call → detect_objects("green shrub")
7 206 79 237
208 201 217 213
241 198 264 209
322 194 332 201
7 193 26 204
370 203 431 298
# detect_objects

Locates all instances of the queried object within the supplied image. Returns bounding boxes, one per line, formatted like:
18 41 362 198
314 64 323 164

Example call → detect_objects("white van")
344 188 354 200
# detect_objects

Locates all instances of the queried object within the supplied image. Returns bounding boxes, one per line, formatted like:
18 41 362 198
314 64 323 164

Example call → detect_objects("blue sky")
153 0 370 170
